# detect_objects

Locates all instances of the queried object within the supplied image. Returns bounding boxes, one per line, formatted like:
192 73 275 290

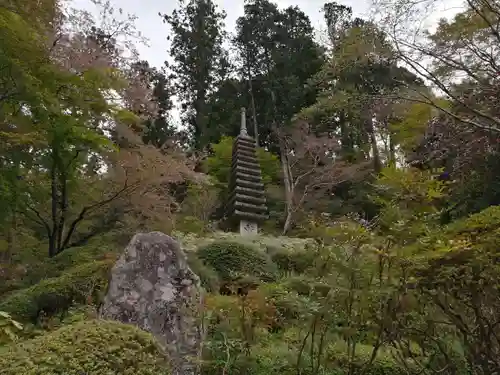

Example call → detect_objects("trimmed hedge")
0 319 170 374
197 241 278 283
267 246 315 274
186 251 220 293
0 260 113 321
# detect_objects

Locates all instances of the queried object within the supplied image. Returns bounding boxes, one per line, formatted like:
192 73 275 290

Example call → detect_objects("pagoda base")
239 220 258 236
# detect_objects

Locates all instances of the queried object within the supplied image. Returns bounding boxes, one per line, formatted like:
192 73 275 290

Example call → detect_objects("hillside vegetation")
1 0 500 374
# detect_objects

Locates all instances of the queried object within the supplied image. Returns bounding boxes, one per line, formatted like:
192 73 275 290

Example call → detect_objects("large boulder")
99 232 202 375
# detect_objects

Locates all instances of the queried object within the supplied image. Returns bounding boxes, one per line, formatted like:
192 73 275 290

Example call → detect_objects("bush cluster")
0 320 170 374
267 246 316 274
186 251 220 292
197 241 278 283
0 260 113 322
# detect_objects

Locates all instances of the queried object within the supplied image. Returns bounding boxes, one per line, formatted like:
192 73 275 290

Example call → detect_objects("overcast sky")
69 0 463 69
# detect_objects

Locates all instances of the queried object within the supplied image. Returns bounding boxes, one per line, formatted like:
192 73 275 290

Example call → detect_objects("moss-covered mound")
0 260 113 321
24 243 119 287
0 319 169 374
197 241 278 283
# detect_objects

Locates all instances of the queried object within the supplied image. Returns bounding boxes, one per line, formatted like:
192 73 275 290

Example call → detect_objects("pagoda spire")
240 107 248 136
225 107 268 235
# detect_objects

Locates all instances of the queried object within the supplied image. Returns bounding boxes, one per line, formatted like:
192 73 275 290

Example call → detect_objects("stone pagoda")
225 108 268 235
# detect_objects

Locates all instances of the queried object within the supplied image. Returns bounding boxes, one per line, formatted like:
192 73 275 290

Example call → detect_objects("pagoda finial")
240 107 248 136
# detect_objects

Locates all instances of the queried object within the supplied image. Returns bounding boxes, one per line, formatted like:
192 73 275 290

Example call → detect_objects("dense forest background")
1 0 500 374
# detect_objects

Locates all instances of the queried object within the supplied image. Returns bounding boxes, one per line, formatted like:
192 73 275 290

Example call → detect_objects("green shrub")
202 341 302 375
202 332 410 375
21 243 118 288
267 246 315 274
0 260 113 322
325 342 409 375
258 283 311 325
186 252 220 292
445 205 500 236
284 276 331 297
197 241 278 283
175 215 209 235
0 319 169 374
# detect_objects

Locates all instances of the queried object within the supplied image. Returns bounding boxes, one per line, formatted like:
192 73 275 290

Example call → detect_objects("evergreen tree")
201 0 324 152
233 0 325 152
162 0 230 151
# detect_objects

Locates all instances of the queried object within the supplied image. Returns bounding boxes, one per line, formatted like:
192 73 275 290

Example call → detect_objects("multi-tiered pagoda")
225 108 268 235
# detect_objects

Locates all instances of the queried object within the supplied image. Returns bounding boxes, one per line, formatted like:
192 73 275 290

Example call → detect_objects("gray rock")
99 232 202 375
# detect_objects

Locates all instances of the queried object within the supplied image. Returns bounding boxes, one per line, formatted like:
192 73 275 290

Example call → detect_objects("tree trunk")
389 131 396 167
50 151 59 257
370 130 382 173
340 117 353 160
367 119 382 173
268 85 294 235
283 206 293 235
195 92 207 150
247 67 259 147
280 146 294 235
56 171 68 252
194 14 209 151
4 212 16 263
48 234 57 258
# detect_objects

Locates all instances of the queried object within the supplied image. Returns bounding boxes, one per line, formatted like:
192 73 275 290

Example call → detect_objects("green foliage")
284 276 331 298
0 260 113 322
175 216 209 235
446 205 500 235
258 283 311 324
204 136 280 185
271 249 314 274
202 342 303 375
389 102 436 152
389 206 500 373
256 148 281 185
2 0 500 374
233 0 324 152
0 320 170 374
267 246 315 275
372 166 447 244
325 342 408 375
204 136 232 184
197 241 278 284
174 230 315 255
162 0 229 149
180 181 220 225
24 242 118 288
186 252 220 293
